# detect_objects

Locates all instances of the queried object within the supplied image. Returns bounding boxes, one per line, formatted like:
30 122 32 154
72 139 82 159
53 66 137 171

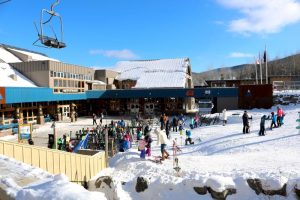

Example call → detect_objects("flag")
263 50 267 63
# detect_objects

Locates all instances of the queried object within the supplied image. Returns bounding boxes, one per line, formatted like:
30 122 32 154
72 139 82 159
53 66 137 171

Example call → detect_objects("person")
194 116 198 128
155 128 169 161
144 123 151 135
99 112 103 125
136 128 142 140
179 122 184 135
270 112 277 130
144 133 153 157
242 111 251 134
185 129 194 145
222 108 228 126
258 115 266 136
190 117 194 129
165 119 170 138
163 114 168 129
160 114 164 130
138 136 146 159
277 107 284 127
92 113 97 125
172 116 178 132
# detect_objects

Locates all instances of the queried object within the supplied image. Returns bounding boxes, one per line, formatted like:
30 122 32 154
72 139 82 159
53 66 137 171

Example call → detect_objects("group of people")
258 106 285 136
92 113 104 126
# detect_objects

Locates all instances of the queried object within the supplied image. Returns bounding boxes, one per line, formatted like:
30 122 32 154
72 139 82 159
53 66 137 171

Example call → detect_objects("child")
144 133 153 157
138 136 146 159
185 129 194 145
270 112 277 130
136 128 142 140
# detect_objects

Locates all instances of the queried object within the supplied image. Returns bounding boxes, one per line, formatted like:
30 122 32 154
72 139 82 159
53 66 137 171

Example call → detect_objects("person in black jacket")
258 115 266 136
242 111 252 134
172 116 178 132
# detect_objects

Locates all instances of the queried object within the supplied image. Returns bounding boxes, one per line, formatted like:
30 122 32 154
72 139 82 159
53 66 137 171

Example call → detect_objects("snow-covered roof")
0 47 22 63
87 80 106 85
7 47 59 62
0 63 37 87
114 58 191 88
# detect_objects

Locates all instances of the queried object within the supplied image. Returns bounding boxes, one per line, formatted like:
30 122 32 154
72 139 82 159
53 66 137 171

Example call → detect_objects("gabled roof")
114 58 191 88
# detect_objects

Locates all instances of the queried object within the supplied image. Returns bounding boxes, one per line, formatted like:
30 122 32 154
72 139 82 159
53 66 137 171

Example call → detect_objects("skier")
258 115 267 136
242 111 251 134
222 108 228 126
185 129 194 145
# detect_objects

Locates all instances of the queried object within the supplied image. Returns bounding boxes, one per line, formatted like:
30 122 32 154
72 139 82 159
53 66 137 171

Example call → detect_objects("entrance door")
61 105 70 120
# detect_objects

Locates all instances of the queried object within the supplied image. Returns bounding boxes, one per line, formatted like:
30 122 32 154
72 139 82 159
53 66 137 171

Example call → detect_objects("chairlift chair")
33 0 66 49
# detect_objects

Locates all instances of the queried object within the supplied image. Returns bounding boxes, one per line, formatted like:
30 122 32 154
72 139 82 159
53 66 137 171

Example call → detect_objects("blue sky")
1 0 300 72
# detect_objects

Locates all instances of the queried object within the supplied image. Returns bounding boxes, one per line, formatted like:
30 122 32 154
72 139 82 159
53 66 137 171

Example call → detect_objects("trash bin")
48 134 54 149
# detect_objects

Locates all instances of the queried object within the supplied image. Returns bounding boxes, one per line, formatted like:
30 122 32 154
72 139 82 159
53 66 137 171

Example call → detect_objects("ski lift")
33 0 66 49
0 0 11 5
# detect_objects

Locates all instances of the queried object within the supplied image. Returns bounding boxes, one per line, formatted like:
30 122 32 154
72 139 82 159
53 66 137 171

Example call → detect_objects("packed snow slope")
91 104 300 200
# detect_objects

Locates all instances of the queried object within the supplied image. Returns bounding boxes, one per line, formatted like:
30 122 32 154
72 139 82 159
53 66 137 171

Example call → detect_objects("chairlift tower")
33 0 66 49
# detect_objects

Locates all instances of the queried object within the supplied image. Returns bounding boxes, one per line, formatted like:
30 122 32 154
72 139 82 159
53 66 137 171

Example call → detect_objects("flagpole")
255 57 258 84
259 53 262 84
265 45 268 84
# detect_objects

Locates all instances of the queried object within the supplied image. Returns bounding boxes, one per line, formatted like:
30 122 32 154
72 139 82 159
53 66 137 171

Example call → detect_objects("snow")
7 47 59 62
0 63 37 87
114 58 190 88
205 176 235 192
90 104 300 199
0 46 22 63
0 155 107 200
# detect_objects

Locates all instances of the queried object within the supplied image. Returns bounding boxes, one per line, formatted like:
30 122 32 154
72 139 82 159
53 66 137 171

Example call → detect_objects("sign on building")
18 124 32 143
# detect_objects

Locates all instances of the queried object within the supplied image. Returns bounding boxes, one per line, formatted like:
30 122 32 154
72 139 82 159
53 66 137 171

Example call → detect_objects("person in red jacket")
277 107 284 127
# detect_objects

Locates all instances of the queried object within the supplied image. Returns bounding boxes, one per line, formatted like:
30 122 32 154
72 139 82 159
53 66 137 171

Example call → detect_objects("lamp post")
51 121 57 149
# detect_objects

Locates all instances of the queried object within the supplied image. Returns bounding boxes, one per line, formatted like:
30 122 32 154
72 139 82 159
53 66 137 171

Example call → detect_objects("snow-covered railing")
0 140 106 184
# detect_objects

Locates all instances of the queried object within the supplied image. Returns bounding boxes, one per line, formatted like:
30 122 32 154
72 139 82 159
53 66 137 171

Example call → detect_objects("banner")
18 124 32 142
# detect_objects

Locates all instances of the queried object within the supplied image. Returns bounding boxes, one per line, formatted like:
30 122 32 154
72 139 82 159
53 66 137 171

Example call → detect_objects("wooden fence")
0 140 106 184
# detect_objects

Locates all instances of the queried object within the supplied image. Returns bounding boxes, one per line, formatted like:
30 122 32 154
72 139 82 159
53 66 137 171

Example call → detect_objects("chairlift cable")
0 0 11 5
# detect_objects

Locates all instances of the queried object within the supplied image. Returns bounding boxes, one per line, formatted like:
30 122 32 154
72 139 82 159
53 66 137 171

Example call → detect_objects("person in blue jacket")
270 112 277 130
185 129 194 145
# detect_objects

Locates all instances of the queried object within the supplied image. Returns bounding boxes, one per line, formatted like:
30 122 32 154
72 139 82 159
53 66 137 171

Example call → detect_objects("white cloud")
217 0 300 34
89 49 139 60
229 52 254 58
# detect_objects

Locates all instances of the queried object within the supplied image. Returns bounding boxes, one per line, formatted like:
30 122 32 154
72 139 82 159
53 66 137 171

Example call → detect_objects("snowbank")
16 174 106 200
0 155 106 200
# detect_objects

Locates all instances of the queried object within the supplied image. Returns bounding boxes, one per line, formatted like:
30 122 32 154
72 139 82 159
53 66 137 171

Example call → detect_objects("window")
54 79 58 87
50 71 53 77
59 80 63 87
63 80 67 87
54 71 57 77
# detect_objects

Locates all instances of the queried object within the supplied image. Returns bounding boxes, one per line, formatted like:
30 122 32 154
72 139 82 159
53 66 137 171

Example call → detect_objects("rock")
135 177 148 193
193 186 208 195
262 184 287 197
247 179 263 195
207 187 237 200
247 178 287 197
95 176 113 189
295 186 300 198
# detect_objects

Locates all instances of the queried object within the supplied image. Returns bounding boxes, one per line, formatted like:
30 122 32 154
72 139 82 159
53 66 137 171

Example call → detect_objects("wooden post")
105 125 108 167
